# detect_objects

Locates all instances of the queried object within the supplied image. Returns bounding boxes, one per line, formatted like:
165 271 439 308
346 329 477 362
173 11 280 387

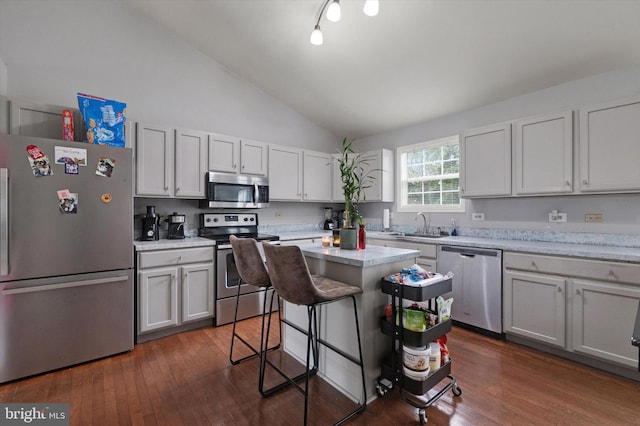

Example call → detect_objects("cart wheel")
418 408 427 424
452 386 462 397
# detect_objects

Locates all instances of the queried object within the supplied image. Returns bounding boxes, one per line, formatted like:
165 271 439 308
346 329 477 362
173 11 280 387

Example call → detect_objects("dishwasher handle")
440 245 501 257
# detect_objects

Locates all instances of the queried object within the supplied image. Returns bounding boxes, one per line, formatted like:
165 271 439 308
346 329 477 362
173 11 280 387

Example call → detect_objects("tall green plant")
338 137 376 227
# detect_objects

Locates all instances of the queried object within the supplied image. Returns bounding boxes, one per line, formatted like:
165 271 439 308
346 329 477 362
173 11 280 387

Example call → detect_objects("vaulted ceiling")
124 0 640 139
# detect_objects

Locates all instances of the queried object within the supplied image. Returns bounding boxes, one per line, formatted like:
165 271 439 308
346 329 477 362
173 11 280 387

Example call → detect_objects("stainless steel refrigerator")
0 133 134 383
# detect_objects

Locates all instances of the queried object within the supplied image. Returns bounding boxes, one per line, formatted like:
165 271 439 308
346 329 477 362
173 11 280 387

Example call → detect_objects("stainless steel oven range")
199 213 279 326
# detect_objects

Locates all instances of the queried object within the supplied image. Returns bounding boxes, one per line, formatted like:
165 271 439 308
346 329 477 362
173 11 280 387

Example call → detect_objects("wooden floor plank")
2 319 640 425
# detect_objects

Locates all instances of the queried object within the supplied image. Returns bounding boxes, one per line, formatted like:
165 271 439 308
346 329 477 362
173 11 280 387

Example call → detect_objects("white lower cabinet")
137 247 214 335
503 252 640 369
571 279 640 368
503 271 566 348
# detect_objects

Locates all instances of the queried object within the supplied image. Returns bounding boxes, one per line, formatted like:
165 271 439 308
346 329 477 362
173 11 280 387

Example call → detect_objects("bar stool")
260 242 367 426
228 235 281 366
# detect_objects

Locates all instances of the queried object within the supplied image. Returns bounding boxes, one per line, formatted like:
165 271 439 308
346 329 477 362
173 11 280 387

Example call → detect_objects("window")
397 135 464 212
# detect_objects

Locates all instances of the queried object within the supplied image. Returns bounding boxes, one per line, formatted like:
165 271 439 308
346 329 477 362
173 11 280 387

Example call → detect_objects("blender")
140 205 160 241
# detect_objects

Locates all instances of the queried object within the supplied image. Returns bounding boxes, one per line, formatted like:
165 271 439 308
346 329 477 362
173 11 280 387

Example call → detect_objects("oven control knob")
213 218 219 222
243 217 248 222
249 217 255 222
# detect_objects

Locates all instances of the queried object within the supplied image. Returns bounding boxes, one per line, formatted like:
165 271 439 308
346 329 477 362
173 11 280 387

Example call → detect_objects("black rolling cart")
377 276 462 424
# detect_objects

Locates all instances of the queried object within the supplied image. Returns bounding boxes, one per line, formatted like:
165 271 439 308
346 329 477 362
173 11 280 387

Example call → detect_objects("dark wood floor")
2 316 640 425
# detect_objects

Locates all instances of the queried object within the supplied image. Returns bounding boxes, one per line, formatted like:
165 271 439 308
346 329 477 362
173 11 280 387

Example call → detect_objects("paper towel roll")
383 209 390 229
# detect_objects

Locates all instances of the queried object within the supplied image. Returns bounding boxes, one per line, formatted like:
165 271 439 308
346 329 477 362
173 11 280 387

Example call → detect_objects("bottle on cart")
428 342 441 372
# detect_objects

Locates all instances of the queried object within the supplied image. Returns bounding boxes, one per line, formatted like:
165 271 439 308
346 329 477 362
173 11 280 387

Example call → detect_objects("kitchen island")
281 243 420 403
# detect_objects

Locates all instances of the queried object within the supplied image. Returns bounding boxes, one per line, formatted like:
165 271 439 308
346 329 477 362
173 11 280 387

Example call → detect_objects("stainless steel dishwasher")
438 246 503 335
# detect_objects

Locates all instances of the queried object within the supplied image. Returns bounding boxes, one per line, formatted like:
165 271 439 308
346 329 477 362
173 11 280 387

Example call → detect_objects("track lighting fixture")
363 0 379 17
310 0 379 46
327 0 341 22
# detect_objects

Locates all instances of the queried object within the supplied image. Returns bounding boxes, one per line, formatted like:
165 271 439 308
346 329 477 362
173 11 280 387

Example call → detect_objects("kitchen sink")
400 233 448 239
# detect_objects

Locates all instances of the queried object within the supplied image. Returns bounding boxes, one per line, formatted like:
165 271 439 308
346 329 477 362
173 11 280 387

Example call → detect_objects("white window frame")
396 135 465 213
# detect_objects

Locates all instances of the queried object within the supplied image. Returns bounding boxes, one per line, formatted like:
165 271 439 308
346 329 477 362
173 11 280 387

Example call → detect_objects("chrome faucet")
416 212 429 234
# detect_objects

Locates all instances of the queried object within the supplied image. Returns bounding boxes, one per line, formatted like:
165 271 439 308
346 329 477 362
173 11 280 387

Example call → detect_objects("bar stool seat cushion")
262 243 362 305
311 275 362 302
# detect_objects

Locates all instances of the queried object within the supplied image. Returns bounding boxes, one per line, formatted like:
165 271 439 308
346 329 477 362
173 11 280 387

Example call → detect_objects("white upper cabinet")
208 133 239 173
135 123 174 197
136 124 207 198
240 139 268 176
175 128 208 198
331 150 394 203
579 97 640 193
208 134 267 176
514 111 573 195
460 123 512 197
362 149 394 202
8 98 85 142
303 150 332 202
268 144 303 200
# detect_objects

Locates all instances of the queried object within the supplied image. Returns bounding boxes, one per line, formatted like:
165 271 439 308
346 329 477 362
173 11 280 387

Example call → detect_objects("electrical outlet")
585 213 603 223
471 213 485 221
548 211 567 223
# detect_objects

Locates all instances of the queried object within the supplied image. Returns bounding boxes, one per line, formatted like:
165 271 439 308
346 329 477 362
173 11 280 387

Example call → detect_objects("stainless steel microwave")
200 172 269 209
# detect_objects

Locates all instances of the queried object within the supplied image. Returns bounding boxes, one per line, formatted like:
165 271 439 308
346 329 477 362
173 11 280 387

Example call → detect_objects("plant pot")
339 228 358 250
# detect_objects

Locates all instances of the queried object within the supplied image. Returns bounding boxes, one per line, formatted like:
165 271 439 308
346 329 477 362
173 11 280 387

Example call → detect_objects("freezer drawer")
0 270 134 383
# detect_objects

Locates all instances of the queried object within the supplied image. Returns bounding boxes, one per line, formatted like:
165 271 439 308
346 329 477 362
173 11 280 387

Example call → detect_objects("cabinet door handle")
233 163 237 169
531 261 537 268
557 286 562 293
576 289 582 295
164 186 169 190
241 164 245 170
582 179 588 185
565 180 571 186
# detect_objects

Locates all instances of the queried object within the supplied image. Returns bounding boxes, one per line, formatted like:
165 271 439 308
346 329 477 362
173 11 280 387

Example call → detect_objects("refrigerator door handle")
0 168 8 276
1 275 128 296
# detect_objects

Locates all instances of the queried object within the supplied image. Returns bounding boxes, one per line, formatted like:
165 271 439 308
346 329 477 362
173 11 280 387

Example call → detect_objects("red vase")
358 224 366 249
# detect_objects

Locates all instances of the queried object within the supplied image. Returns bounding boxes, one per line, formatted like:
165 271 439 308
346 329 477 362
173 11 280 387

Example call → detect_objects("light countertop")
367 232 640 263
134 237 215 252
297 242 419 268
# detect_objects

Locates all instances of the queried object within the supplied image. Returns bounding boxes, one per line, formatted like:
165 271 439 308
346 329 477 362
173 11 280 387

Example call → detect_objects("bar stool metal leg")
259 289 318 398
260 292 366 425
229 279 282 365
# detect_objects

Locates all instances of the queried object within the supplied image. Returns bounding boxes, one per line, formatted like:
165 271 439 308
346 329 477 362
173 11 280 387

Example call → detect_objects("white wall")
356 66 640 235
0 0 337 151
0 56 6 97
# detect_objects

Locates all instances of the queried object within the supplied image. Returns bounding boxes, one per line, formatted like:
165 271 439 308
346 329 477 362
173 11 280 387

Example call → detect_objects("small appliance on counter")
140 205 160 241
323 207 335 230
167 212 186 239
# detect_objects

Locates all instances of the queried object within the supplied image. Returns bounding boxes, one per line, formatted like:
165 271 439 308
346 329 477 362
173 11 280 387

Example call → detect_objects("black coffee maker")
140 206 160 241
167 212 186 239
